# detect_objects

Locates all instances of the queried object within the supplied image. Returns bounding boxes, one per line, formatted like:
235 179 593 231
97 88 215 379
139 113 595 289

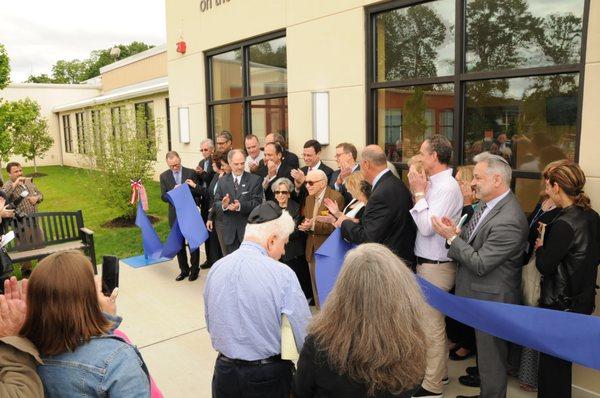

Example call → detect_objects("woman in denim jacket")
20 250 151 397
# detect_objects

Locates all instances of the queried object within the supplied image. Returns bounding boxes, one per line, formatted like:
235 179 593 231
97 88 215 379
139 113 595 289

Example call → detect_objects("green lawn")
20 165 170 263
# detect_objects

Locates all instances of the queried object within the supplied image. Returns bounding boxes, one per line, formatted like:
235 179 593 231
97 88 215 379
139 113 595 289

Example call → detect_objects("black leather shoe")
459 374 480 388
456 395 479 398
175 272 189 281
189 271 199 281
200 261 211 269
450 348 475 360
466 366 479 376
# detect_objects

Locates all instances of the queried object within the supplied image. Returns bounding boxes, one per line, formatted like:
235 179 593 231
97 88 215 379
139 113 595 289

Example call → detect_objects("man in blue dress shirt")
204 201 312 398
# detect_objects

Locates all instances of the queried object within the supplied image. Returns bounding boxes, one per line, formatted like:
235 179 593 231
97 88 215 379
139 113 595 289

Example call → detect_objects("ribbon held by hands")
130 179 149 211
315 229 600 371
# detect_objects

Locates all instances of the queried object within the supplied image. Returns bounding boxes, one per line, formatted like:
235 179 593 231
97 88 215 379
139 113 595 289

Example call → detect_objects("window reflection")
376 84 454 163
250 98 288 143
249 38 287 96
466 0 584 72
375 0 455 81
211 49 243 101
212 103 244 147
464 74 578 171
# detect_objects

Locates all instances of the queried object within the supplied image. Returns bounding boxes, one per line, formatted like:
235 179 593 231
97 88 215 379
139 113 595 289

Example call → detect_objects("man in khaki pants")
408 135 463 398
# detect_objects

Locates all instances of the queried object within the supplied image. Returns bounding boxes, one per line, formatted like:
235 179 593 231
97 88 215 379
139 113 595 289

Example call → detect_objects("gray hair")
272 177 293 193
165 150 180 160
227 149 245 163
473 151 512 186
244 211 295 246
308 169 327 182
200 138 214 149
362 145 387 166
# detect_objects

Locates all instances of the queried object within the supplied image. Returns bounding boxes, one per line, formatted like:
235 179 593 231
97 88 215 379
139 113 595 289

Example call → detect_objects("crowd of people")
0 131 598 398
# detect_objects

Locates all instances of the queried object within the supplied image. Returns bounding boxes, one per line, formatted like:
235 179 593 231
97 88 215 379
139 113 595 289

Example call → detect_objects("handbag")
522 254 541 307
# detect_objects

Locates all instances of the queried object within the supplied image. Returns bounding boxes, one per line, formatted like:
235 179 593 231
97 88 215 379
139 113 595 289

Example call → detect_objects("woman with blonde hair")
322 171 370 224
20 251 151 397
293 243 426 397
534 161 600 398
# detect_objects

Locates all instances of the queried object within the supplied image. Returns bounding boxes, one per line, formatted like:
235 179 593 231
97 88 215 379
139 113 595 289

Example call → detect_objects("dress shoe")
449 347 475 360
189 271 199 281
456 395 479 398
175 272 189 281
466 366 479 376
458 374 480 388
200 261 211 269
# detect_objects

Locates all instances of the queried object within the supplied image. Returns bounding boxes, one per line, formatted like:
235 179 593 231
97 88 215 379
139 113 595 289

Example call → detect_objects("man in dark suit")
336 145 416 266
329 142 360 204
214 149 264 254
292 140 334 205
196 138 215 268
432 152 528 398
265 132 299 169
258 142 294 202
160 151 204 281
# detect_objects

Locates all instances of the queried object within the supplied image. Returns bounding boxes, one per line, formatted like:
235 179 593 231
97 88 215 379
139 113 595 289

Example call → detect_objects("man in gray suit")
432 152 527 398
215 149 264 254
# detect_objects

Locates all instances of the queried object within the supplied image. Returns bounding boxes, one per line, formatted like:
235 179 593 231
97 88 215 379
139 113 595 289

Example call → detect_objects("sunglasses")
201 148 211 152
306 179 324 186
274 190 290 195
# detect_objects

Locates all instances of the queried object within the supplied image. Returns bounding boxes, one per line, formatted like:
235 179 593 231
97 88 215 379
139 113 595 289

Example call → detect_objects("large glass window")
207 32 287 148
367 0 587 210
75 112 86 154
62 114 73 153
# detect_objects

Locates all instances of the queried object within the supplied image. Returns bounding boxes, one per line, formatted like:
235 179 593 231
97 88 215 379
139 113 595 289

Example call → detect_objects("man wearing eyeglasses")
299 169 344 308
216 131 233 154
330 142 360 204
197 139 216 269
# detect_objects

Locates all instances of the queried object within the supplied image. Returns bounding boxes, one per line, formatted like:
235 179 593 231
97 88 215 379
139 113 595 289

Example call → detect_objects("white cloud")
1 0 166 82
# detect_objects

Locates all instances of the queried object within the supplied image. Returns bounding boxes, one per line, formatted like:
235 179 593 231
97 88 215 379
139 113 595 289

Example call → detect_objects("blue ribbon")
135 184 208 260
315 229 600 371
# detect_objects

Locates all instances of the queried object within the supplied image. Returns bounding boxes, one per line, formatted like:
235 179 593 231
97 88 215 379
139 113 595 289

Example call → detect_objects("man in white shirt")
244 134 264 174
408 135 463 398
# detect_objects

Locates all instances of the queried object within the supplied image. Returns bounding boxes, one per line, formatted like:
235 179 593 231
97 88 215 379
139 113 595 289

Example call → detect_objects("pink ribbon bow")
130 179 149 211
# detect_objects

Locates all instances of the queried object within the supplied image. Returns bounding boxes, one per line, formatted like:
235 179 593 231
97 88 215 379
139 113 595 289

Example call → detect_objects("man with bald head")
336 145 416 266
299 169 344 308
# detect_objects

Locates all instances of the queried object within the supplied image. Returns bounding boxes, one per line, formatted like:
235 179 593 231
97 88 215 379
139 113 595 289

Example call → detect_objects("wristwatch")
446 234 458 245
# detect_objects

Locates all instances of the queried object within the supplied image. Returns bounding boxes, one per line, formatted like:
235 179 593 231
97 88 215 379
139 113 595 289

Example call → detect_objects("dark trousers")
201 205 212 265
225 236 241 255
176 245 199 274
212 357 293 398
283 256 313 300
207 229 223 266
538 352 572 398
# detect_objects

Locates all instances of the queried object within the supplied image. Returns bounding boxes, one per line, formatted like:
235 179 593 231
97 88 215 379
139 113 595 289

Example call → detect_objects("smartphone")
457 213 469 230
101 255 119 296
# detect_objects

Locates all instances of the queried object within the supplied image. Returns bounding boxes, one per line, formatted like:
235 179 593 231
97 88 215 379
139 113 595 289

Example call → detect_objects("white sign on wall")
178 107 190 144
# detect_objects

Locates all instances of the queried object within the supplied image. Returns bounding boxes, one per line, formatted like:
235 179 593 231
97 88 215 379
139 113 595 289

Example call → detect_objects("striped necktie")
460 202 487 241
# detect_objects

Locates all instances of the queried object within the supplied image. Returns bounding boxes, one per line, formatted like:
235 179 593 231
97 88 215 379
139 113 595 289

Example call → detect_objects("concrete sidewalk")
114 254 588 398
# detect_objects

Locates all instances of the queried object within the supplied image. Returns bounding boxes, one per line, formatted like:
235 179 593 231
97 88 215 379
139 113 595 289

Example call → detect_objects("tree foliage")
0 44 9 90
86 104 159 220
25 41 153 84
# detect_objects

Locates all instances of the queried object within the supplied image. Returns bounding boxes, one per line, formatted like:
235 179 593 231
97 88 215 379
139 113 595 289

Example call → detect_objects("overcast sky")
1 1 166 83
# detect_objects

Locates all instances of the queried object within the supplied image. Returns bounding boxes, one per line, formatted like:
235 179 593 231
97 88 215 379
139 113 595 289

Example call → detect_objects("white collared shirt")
410 168 463 261
371 168 390 190
469 189 511 239
245 151 264 172
307 161 321 172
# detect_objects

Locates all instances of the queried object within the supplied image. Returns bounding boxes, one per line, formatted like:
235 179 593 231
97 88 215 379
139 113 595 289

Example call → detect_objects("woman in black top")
271 177 312 301
534 162 600 398
293 243 426 398
205 152 230 264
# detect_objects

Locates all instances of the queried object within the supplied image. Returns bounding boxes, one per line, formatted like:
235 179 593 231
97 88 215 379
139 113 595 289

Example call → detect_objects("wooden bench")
4 211 97 272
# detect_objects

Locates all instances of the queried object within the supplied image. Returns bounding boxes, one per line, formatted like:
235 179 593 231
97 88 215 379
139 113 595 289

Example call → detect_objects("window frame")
62 114 73 153
75 112 86 154
205 29 287 141
365 0 591 184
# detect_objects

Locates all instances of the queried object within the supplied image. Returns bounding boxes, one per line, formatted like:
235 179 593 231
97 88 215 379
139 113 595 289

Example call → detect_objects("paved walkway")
115 254 588 398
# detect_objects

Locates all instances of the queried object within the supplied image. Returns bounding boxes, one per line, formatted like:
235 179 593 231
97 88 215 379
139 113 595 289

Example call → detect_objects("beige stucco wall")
0 83 100 171
166 1 600 394
57 92 171 180
101 52 168 93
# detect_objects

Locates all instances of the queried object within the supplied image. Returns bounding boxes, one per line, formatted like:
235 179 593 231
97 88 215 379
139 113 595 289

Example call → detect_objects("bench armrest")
80 227 94 235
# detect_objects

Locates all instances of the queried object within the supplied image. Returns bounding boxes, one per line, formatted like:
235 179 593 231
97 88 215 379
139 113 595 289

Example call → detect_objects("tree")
0 44 9 90
1 99 53 174
402 87 428 144
379 5 447 80
535 13 582 65
0 100 15 173
86 104 159 221
24 41 154 84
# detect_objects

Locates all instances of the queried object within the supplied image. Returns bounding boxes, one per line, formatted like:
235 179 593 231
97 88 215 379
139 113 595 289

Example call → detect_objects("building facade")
165 0 599 393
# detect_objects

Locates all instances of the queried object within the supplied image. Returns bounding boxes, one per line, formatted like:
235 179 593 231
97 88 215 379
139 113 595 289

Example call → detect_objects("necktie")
233 177 239 192
460 202 487 241
174 171 181 185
